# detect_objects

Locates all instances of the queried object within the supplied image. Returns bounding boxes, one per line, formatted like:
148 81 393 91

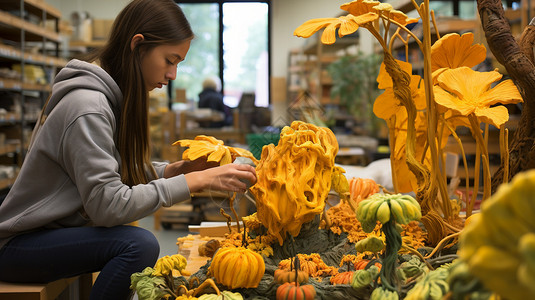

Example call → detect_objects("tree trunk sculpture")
477 0 535 191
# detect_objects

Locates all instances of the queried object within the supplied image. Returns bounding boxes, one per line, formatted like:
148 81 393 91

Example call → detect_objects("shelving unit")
0 0 66 193
287 33 359 106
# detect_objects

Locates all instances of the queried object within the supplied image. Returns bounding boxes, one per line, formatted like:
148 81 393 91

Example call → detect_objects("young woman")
0 0 256 299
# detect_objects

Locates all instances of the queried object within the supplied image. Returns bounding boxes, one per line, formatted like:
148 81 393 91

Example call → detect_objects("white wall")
270 0 344 77
47 0 130 20
48 0 345 79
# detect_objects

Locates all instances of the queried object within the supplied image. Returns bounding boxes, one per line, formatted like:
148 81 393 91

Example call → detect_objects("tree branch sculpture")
478 0 535 191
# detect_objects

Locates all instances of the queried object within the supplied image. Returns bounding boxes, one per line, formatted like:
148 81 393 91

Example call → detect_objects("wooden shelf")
69 40 107 48
0 43 67 67
0 78 51 92
0 176 16 190
0 10 61 43
1 0 61 20
0 143 19 156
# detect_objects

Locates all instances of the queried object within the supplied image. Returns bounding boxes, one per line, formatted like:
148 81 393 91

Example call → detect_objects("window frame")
174 0 272 105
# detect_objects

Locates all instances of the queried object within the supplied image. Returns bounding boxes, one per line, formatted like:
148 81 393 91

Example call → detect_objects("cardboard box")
92 19 114 41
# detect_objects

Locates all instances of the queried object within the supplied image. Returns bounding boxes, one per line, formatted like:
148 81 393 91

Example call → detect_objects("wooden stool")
0 273 93 300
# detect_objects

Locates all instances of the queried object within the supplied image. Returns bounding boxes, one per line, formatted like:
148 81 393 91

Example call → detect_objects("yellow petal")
194 135 224 145
353 12 379 26
431 33 487 72
433 85 475 116
377 59 413 89
437 67 501 101
475 105 509 128
410 75 426 110
341 0 380 16
373 89 400 120
207 145 226 162
479 79 523 107
388 10 419 26
321 22 339 44
339 15 360 36
373 3 393 12
294 18 339 38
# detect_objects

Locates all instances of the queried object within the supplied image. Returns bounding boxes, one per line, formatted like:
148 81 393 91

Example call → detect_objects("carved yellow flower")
293 14 378 44
431 32 487 80
433 67 523 127
341 0 419 26
173 135 258 165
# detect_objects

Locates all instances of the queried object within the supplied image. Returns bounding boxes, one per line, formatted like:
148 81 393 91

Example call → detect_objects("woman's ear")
130 34 145 51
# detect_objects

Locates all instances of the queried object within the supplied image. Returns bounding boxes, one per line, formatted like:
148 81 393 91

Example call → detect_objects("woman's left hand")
163 158 219 178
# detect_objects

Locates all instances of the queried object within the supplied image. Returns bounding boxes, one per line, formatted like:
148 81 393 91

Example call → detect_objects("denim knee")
125 226 160 268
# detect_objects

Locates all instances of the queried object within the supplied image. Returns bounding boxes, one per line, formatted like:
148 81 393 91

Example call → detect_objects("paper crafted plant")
294 0 523 245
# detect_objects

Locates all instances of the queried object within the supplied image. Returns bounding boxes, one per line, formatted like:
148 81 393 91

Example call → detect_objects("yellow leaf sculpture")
173 135 258 165
250 121 339 245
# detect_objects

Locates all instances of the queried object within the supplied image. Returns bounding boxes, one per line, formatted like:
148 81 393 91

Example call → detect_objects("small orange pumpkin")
274 268 309 284
276 282 316 300
354 259 382 271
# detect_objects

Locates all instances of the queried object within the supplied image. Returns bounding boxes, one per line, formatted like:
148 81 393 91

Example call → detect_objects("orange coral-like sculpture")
250 121 339 245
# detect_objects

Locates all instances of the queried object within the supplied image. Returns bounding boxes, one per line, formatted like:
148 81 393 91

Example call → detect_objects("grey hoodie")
0 59 191 249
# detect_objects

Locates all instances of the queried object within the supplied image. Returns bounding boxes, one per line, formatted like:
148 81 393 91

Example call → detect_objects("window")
174 1 270 108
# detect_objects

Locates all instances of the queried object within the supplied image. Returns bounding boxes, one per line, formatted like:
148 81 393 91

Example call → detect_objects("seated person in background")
198 76 233 127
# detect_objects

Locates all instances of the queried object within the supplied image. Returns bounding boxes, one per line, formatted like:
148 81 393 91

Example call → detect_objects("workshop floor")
138 214 192 258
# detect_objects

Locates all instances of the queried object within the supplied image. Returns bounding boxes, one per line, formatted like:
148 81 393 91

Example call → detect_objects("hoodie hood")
45 59 122 119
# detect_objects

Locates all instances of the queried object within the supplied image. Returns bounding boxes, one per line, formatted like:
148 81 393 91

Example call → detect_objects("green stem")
379 219 402 292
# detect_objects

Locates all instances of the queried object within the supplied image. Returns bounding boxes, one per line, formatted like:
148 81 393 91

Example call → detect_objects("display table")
176 233 225 275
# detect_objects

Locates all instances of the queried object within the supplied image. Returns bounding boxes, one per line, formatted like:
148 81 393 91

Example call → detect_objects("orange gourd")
348 178 379 205
330 271 354 285
354 259 382 271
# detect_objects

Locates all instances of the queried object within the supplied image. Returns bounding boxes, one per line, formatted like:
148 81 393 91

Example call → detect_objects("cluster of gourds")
356 193 422 298
357 193 422 233
458 169 535 299
275 256 317 300
250 121 341 245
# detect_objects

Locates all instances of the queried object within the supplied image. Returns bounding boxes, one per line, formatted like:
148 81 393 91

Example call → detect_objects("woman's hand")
163 158 219 178
184 163 257 193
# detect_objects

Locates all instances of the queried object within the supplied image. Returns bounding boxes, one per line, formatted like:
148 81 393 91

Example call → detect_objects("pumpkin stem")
220 208 233 234
294 255 301 287
229 192 241 233
242 222 248 247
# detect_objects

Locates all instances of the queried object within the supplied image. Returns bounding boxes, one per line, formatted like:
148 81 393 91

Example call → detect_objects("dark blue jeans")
0 225 159 300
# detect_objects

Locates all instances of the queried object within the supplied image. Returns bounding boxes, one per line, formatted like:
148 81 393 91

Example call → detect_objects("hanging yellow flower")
387 109 431 193
374 59 426 119
431 33 487 79
293 14 378 44
433 67 523 128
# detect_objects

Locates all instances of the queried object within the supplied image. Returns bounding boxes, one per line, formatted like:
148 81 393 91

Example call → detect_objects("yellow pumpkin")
209 246 265 289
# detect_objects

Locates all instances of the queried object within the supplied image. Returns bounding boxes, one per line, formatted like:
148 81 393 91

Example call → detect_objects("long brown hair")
86 0 193 186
